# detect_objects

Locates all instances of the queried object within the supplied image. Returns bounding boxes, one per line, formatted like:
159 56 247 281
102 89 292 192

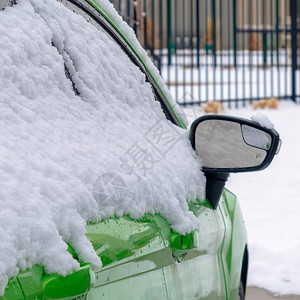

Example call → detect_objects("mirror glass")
195 120 270 169
241 125 272 150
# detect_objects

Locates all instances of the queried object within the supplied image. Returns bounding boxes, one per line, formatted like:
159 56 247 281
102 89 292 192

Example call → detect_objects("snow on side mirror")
190 115 281 173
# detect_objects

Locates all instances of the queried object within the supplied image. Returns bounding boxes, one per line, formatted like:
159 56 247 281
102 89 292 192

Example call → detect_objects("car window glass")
57 0 175 123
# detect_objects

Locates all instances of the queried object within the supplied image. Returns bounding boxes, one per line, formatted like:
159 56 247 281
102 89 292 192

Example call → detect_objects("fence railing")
111 0 300 107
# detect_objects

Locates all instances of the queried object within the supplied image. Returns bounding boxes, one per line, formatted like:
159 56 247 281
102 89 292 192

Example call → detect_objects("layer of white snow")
185 100 300 296
0 0 205 294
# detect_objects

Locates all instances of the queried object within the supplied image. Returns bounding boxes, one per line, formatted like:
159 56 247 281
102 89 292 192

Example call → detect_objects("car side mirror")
190 115 281 173
189 115 281 209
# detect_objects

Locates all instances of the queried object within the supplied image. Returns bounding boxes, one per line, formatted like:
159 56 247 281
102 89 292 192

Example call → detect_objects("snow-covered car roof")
0 0 205 294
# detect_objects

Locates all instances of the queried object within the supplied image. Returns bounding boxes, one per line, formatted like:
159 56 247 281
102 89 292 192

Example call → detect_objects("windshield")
57 0 179 124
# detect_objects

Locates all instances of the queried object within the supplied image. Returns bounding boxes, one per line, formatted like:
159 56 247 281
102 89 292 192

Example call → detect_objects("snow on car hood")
0 0 205 293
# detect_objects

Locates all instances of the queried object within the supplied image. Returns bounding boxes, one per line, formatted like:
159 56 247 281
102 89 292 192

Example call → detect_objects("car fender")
220 188 248 300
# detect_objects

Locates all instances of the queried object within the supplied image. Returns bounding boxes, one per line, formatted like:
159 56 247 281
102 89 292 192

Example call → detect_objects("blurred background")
109 0 300 108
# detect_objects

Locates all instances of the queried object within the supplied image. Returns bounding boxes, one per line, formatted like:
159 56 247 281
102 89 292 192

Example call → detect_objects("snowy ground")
183 100 300 296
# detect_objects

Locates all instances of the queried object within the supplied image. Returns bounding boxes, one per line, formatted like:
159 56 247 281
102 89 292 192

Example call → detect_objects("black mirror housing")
190 115 281 209
190 115 281 173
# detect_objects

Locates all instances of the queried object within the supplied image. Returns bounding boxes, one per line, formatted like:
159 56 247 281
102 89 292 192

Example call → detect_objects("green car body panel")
2 191 247 300
1 1 248 299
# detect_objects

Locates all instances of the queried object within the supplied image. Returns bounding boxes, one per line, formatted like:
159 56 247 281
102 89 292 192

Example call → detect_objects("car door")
85 215 170 300
162 199 227 300
85 202 227 300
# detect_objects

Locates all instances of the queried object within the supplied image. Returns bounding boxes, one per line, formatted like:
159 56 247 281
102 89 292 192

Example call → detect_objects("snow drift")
0 0 205 294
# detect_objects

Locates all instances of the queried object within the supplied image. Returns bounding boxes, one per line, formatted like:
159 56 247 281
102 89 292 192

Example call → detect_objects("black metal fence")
111 0 300 107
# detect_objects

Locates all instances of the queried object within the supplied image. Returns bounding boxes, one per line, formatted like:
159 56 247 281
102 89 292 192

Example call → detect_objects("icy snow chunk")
251 113 275 129
0 0 205 294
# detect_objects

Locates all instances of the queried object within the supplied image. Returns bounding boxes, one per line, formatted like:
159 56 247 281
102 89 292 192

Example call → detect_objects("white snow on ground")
185 100 300 295
0 0 205 294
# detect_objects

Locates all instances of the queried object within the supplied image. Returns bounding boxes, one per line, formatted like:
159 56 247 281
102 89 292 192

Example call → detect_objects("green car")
1 0 281 299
